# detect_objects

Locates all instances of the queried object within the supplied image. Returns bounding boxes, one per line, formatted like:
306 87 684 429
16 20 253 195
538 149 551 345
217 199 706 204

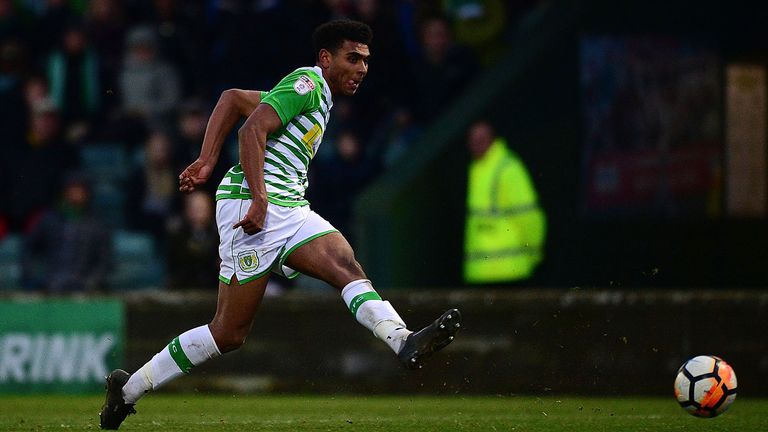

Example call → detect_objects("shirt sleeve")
261 71 322 125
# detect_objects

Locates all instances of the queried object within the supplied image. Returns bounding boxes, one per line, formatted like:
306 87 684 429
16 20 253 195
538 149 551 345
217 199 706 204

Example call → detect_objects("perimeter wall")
121 289 768 396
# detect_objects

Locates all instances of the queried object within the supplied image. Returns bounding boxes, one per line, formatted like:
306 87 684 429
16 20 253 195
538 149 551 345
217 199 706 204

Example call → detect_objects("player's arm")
179 89 264 193
232 103 283 234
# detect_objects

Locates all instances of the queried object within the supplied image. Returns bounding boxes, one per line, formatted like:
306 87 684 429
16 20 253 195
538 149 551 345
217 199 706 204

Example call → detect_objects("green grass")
1 394 767 431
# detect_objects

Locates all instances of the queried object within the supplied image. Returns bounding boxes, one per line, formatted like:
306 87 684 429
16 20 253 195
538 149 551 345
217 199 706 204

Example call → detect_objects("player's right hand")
179 159 213 193
232 198 267 235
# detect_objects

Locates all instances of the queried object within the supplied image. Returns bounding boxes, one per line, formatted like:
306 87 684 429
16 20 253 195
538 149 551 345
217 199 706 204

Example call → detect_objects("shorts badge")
237 250 260 273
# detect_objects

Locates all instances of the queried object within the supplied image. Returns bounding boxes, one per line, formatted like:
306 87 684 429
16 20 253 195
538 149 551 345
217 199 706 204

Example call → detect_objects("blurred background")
1 0 767 397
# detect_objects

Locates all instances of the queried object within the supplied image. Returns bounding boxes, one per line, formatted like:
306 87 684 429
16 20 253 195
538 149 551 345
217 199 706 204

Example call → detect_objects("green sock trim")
168 337 194 374
349 292 382 316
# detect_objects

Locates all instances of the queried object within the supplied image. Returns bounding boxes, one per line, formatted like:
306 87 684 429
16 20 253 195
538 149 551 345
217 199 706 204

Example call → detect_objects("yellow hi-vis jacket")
463 138 546 283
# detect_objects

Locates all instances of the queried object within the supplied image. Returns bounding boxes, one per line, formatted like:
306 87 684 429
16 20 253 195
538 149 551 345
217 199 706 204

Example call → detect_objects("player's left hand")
179 159 213 193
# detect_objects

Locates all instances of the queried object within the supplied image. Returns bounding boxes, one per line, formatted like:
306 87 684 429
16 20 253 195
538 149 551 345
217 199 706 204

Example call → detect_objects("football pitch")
1 394 767 431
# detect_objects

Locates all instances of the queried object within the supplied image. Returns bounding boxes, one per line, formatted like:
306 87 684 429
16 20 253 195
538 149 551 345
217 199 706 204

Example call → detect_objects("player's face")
325 40 370 96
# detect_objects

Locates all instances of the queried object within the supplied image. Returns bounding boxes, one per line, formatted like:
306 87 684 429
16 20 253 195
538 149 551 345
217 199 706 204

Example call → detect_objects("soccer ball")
674 355 738 417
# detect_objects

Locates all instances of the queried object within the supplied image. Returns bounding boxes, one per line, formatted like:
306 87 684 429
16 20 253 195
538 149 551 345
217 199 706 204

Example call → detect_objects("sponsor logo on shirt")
301 124 322 154
293 75 316 95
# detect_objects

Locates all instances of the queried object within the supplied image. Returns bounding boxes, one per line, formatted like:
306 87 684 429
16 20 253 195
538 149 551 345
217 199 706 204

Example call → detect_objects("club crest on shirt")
293 75 316 95
237 249 259 273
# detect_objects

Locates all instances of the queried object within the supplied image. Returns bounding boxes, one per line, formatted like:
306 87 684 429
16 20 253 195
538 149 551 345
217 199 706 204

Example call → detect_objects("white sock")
341 279 411 353
374 320 412 354
122 324 221 404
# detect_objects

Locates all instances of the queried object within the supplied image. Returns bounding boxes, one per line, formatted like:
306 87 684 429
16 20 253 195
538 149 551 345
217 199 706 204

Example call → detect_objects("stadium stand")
0 1 542 291
0 234 21 290
80 143 130 228
109 229 165 290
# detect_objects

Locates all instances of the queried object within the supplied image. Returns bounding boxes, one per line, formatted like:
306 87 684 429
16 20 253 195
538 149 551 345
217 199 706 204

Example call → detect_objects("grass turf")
1 394 767 431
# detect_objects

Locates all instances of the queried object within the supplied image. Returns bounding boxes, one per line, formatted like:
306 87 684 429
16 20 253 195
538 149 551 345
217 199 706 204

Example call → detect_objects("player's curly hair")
312 19 372 57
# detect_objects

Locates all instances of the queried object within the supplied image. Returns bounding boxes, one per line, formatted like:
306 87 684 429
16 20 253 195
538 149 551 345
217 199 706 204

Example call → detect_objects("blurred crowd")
0 0 537 292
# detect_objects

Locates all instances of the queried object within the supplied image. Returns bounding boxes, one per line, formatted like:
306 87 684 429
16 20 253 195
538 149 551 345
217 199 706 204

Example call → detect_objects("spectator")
205 0 323 93
463 120 545 284
165 191 218 290
444 0 508 65
46 18 101 143
118 25 181 129
369 107 422 168
172 98 230 192
22 173 112 293
0 39 29 148
7 97 77 231
173 98 207 164
31 0 77 57
323 0 353 19
405 15 477 124
23 73 49 108
1 43 33 229
84 0 127 107
349 0 407 140
316 96 354 161
391 0 422 58
0 3 520 294
0 0 27 42
125 129 179 245
308 130 379 246
0 214 6 239
143 0 208 96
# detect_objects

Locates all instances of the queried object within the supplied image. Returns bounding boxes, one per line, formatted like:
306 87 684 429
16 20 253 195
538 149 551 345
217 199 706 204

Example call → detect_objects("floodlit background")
1 0 767 399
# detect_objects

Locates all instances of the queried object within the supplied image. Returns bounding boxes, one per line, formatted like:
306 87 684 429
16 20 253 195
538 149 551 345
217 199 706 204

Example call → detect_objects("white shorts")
216 199 337 284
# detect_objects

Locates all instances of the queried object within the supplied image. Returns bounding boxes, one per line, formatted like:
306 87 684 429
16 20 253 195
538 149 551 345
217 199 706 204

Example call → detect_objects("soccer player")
99 19 462 430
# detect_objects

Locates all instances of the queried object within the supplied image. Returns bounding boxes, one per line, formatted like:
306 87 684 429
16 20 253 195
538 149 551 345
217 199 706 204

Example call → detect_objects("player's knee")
336 254 365 280
209 322 249 353
215 333 248 353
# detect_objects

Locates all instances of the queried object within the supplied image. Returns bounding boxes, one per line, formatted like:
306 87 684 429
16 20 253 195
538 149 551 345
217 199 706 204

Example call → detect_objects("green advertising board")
0 299 124 393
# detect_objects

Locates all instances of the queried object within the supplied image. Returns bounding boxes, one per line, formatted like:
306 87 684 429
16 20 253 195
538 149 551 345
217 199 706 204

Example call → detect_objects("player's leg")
99 274 269 430
284 232 411 351
283 230 461 369
283 231 364 288
124 274 269 400
101 197 274 429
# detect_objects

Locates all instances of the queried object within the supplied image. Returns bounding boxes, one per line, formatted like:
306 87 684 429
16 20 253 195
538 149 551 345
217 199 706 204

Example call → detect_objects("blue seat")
91 182 126 228
0 234 21 290
110 230 164 290
80 144 129 182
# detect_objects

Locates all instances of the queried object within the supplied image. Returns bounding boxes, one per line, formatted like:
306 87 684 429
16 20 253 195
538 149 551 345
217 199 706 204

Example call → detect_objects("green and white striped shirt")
216 66 332 206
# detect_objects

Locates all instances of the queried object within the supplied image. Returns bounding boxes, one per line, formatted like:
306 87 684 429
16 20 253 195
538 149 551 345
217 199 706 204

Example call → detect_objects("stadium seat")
79 143 130 182
110 230 165 290
0 234 21 290
90 181 126 228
